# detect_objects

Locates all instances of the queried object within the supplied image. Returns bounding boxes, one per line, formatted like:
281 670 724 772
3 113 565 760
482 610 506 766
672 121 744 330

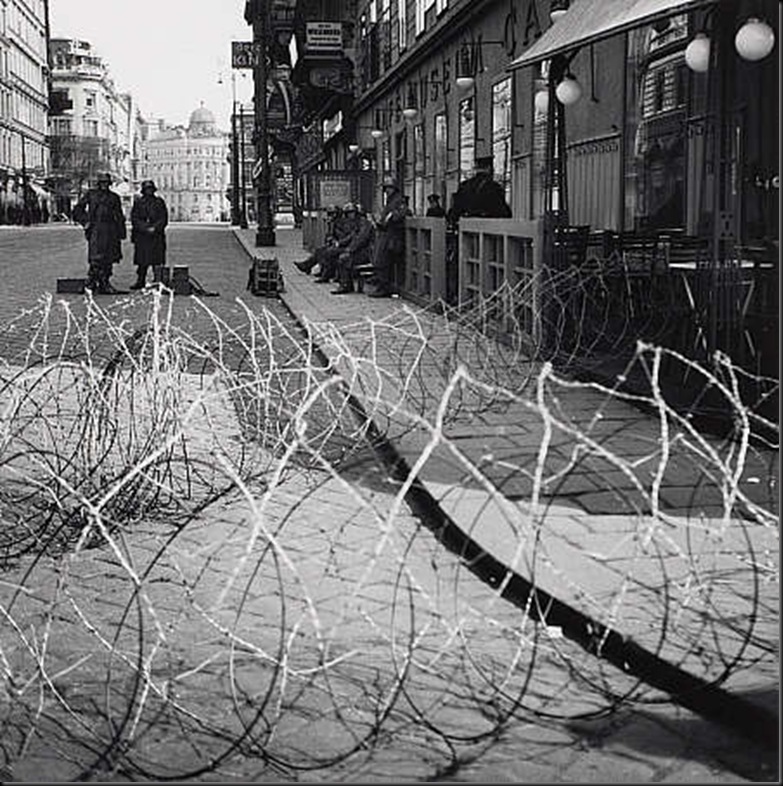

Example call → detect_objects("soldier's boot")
130 267 147 290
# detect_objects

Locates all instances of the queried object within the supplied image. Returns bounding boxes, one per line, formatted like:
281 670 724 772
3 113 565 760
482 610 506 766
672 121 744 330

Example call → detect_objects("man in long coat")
369 178 407 298
72 172 127 293
130 179 169 289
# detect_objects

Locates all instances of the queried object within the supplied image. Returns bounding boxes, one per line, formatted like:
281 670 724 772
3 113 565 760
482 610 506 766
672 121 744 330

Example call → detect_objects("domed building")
139 104 230 222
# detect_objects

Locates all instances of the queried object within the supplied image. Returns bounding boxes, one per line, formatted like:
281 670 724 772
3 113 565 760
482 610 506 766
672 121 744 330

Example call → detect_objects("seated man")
295 205 350 281
332 205 375 295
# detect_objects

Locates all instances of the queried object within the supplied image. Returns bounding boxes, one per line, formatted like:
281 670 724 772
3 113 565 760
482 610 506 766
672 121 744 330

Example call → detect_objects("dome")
188 104 217 136
189 105 215 125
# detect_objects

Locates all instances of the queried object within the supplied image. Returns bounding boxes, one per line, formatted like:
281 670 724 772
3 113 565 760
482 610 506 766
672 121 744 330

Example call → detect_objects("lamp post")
250 0 275 246
238 104 248 228
225 73 240 226
20 130 31 226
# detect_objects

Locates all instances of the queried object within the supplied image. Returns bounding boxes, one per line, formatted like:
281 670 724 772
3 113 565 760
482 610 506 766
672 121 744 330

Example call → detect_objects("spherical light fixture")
555 74 582 105
402 106 419 120
456 75 475 91
348 143 360 155
735 17 775 62
684 32 711 72
550 0 569 22
370 128 384 140
534 90 549 114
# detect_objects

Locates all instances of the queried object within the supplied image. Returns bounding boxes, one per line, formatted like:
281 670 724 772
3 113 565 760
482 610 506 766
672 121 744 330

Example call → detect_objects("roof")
509 0 717 69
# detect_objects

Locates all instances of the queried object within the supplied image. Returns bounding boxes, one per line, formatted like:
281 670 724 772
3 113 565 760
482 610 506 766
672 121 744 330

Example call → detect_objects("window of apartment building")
84 119 99 137
51 117 72 135
491 77 512 205
415 0 436 36
458 96 475 181
397 0 407 51
413 122 425 214
85 90 96 111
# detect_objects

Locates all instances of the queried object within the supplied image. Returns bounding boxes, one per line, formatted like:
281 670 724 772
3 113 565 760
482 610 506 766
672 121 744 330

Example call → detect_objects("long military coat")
130 194 169 268
73 188 127 265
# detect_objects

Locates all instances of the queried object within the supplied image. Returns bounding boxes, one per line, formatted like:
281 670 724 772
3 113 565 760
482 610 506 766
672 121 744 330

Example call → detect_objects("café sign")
306 22 343 51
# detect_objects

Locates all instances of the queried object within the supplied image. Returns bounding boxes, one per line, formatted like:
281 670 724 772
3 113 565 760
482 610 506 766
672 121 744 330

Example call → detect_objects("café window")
413 122 425 214
433 112 447 197
624 14 689 232
491 77 512 206
458 96 475 181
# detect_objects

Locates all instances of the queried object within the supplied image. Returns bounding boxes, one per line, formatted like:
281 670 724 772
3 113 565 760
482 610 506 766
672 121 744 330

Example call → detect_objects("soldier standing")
130 179 169 289
368 178 407 298
72 172 127 294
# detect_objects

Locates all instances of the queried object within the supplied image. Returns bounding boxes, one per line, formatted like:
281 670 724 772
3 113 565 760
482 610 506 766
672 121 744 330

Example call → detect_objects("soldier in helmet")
72 172 127 294
130 179 169 289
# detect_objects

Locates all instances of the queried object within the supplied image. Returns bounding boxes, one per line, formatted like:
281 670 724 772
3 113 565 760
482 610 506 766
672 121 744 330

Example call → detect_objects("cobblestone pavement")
0 224 777 782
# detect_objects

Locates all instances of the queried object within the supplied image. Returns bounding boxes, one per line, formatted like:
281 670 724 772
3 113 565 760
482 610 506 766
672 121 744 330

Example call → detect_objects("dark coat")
131 193 168 268
374 190 407 258
446 173 512 224
73 188 127 264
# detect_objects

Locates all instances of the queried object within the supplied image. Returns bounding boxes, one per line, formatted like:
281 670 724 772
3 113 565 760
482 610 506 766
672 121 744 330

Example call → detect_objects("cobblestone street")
0 224 777 782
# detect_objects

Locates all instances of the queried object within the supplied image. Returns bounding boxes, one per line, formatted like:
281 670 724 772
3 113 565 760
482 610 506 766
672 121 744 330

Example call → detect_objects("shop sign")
306 22 343 51
318 178 351 207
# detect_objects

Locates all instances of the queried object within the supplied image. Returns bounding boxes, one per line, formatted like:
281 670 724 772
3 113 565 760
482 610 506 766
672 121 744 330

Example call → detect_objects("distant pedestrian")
368 178 407 298
425 193 445 217
130 179 169 289
72 172 127 294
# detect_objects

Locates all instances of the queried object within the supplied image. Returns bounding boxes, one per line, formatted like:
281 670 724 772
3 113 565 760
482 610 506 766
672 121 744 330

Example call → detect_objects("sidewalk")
234 226 779 779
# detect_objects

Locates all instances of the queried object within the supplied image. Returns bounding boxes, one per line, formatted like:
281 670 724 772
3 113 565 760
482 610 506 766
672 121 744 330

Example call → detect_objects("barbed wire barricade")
0 286 777 781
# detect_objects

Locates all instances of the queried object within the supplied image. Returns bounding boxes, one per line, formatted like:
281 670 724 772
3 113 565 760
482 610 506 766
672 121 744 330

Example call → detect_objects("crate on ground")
56 278 87 294
247 257 284 296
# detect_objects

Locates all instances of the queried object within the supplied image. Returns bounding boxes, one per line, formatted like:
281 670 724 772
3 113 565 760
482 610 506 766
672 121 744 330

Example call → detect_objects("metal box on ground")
56 278 87 294
171 266 192 295
247 258 283 297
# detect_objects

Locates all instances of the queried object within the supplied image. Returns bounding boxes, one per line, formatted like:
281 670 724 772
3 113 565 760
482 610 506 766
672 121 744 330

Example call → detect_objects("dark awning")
509 0 717 70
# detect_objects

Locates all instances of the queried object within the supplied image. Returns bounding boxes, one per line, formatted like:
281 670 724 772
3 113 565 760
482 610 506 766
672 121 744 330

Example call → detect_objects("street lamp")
219 71 241 225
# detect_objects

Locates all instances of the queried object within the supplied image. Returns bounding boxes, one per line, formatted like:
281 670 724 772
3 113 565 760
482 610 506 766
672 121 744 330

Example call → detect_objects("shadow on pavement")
565 687 779 783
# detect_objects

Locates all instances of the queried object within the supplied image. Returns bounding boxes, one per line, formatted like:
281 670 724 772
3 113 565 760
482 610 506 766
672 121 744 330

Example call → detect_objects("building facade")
285 0 777 413
0 0 50 224
139 106 230 223
47 38 136 216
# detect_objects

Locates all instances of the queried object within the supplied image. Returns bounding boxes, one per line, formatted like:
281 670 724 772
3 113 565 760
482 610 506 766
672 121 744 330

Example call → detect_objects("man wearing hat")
130 179 169 289
425 193 446 217
368 177 407 298
72 172 127 294
446 156 511 224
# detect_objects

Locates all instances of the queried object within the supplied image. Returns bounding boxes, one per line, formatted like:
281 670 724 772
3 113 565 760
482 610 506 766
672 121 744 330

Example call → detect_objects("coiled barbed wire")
0 284 777 782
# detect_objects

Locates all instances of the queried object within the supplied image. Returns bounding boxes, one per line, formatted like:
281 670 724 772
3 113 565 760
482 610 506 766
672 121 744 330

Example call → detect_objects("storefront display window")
458 96 475 180
491 77 512 204
624 14 689 232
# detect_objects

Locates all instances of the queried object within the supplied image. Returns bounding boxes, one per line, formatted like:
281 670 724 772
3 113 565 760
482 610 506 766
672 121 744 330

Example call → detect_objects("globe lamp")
735 18 775 61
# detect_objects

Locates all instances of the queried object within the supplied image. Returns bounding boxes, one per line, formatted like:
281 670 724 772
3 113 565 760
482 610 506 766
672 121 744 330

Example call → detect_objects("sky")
50 0 257 129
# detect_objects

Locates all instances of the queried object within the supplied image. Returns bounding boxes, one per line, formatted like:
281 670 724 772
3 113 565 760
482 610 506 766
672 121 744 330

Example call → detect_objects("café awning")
509 0 717 70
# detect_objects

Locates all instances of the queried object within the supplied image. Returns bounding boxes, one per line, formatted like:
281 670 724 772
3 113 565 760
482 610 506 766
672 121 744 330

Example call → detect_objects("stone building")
47 38 137 216
0 0 50 224
139 105 230 222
